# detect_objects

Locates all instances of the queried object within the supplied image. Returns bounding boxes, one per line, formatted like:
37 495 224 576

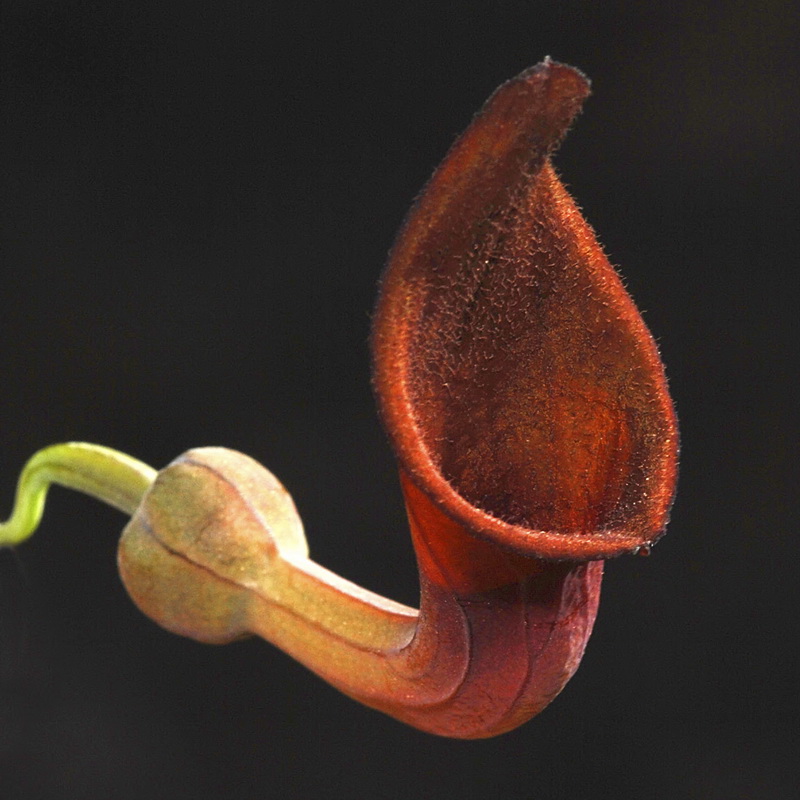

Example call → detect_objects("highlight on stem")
0 59 678 739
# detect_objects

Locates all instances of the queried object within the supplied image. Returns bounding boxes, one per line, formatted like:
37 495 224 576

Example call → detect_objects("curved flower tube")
0 60 677 739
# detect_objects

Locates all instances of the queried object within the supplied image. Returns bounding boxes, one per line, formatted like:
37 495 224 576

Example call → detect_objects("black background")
1 2 796 798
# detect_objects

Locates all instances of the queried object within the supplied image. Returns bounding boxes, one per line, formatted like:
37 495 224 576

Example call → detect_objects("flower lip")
372 60 679 560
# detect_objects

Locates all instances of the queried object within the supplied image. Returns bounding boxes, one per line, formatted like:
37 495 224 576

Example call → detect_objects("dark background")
1 2 796 798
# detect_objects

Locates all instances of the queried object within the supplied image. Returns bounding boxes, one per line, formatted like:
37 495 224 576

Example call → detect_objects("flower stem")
0 442 156 547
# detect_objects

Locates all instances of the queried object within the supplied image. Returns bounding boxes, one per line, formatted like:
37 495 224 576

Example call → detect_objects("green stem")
0 442 157 547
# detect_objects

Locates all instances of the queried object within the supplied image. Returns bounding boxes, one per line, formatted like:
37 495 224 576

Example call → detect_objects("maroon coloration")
372 60 678 561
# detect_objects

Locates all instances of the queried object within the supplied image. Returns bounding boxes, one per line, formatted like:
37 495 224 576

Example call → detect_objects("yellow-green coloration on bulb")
118 447 312 645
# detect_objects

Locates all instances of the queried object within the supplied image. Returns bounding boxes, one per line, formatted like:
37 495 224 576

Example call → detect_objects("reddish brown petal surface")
372 60 678 560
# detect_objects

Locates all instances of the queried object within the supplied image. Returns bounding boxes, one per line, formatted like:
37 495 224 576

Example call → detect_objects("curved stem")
0 441 602 738
118 447 602 739
0 442 157 547
244 551 601 738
